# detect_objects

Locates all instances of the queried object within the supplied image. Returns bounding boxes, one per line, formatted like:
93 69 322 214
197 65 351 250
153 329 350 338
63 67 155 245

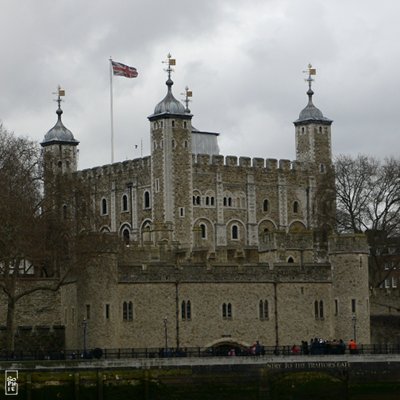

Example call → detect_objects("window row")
198 223 241 240
381 277 398 289
192 193 246 208
152 120 188 129
100 191 151 216
66 298 365 325
153 138 189 150
263 199 300 214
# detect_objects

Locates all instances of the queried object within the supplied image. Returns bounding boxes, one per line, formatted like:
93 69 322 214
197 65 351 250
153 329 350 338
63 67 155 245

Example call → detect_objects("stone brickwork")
34 67 372 350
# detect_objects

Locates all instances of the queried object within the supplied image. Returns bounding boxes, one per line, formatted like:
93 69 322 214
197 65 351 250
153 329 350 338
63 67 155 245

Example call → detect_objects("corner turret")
294 65 332 170
41 86 79 174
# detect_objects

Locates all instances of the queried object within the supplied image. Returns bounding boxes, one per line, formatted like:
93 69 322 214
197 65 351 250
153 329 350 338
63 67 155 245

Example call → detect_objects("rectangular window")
385 279 390 288
351 299 356 314
392 277 397 288
155 178 160 193
334 299 339 316
179 207 185 217
86 304 91 320
105 304 110 320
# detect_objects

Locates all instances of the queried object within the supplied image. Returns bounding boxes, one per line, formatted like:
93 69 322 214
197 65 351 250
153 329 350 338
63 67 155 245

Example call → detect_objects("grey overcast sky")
0 0 398 170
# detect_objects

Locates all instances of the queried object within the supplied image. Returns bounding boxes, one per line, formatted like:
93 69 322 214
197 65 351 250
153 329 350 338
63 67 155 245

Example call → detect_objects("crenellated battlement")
328 234 369 254
192 153 305 173
75 156 151 180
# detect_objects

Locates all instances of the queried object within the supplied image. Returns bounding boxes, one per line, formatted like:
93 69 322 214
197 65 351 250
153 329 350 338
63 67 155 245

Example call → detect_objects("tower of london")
2 60 370 352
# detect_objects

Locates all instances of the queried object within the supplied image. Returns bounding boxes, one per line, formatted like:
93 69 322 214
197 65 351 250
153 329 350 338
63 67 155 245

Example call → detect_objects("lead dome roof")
42 106 79 147
294 89 332 125
149 78 190 120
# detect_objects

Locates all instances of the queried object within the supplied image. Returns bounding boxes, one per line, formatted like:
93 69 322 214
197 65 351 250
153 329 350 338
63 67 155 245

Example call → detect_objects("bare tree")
0 125 94 351
335 154 400 235
335 154 400 288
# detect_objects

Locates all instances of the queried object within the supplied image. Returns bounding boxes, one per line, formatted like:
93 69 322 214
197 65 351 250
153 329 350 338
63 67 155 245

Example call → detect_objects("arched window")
263 199 269 212
314 300 319 319
228 197 232 207
101 198 108 215
293 201 299 214
288 256 294 263
144 191 150 209
222 303 232 319
122 194 128 212
205 196 209 206
186 300 191 320
227 303 232 318
210 197 215 206
196 196 201 205
200 224 206 239
231 225 239 240
122 228 130 244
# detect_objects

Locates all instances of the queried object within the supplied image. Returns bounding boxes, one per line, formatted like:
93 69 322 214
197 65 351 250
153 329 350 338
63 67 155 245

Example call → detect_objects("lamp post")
352 314 357 342
83 319 88 357
163 316 168 351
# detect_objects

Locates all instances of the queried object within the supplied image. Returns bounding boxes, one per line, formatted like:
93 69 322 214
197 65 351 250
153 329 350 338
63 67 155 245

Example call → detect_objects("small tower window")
171 120 175 127
122 194 128 212
144 191 151 209
293 201 299 214
101 198 108 215
62 204 68 220
287 256 294 263
183 121 187 129
263 199 269 212
184 140 188 148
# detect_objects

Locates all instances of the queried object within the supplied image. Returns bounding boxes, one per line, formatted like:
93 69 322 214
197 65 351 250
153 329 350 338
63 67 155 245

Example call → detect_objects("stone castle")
1 60 371 351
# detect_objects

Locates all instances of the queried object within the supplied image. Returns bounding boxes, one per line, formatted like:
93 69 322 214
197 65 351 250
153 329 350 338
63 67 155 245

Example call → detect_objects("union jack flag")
111 61 138 78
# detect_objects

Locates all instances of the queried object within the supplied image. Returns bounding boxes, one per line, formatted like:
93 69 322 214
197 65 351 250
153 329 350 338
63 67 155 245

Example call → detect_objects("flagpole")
109 57 115 164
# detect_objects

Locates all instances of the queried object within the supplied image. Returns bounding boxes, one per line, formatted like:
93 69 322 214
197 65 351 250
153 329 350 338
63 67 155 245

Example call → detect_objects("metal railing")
1 343 400 362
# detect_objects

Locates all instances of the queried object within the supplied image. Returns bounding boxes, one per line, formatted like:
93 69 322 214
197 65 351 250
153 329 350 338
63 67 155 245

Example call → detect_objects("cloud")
0 0 399 169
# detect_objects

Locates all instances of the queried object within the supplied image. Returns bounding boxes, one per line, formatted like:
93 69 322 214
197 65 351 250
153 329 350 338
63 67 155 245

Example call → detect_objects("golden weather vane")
162 53 176 80
303 63 316 90
53 85 65 108
181 86 192 112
